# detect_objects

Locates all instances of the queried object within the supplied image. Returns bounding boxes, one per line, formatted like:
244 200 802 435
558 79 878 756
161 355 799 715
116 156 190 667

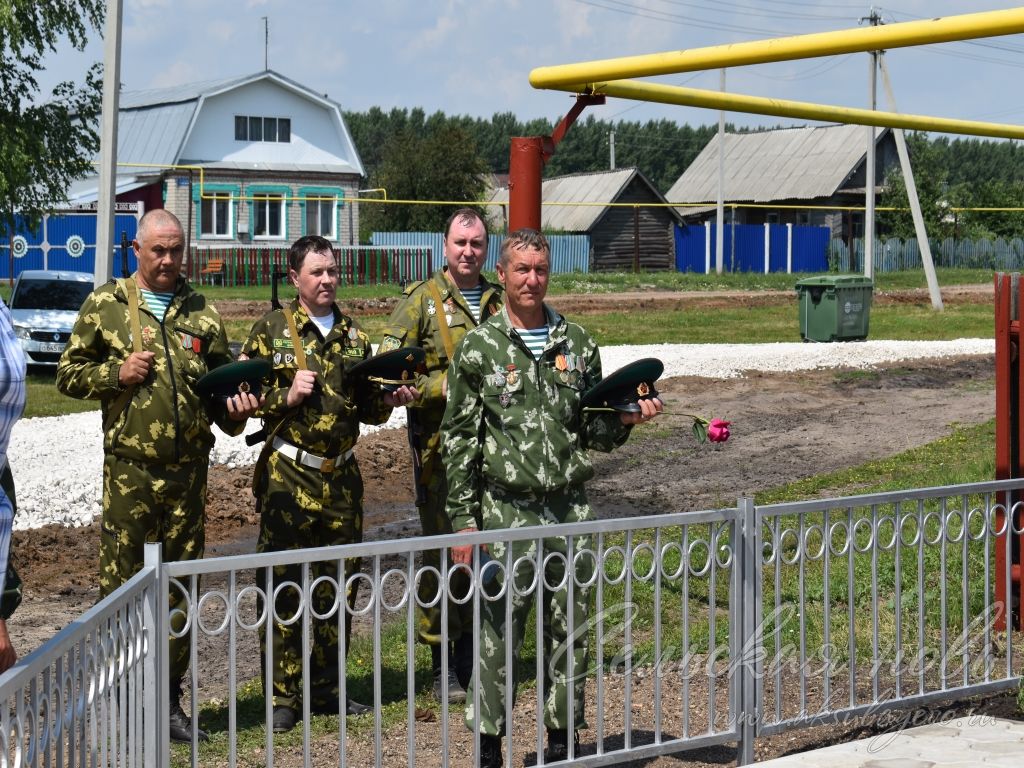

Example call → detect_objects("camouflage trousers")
100 454 207 685
256 449 364 711
465 482 593 737
416 462 474 646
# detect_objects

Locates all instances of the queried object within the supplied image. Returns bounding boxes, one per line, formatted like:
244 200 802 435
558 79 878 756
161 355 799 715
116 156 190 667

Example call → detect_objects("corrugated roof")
117 102 197 165
489 167 675 232
118 74 255 109
665 124 888 205
110 70 362 175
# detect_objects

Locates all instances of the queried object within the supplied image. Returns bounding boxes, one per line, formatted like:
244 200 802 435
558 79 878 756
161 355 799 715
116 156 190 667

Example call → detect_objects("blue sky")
35 1 1024 131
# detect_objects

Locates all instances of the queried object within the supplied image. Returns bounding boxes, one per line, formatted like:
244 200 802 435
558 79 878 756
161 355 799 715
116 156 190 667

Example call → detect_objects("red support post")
509 137 545 232
507 94 605 233
994 272 1023 630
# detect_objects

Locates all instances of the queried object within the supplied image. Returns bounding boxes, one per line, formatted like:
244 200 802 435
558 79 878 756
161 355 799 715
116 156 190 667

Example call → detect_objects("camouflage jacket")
242 299 391 456
380 268 503 424
380 268 502 465
442 304 631 532
56 276 241 464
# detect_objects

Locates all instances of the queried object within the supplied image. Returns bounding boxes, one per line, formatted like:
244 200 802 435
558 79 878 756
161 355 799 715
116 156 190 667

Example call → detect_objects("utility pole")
95 0 124 287
863 7 882 279
609 130 616 169
262 16 269 70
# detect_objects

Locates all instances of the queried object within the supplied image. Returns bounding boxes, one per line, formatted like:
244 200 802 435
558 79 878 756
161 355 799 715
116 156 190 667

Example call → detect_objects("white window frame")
253 194 285 240
305 196 337 239
200 193 233 239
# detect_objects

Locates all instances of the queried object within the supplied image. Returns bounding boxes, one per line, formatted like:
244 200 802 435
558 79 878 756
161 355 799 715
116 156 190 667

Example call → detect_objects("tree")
0 0 104 236
359 122 489 238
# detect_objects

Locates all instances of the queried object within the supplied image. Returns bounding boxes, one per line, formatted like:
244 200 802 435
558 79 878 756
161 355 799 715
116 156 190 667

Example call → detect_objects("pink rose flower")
707 418 731 443
688 415 731 444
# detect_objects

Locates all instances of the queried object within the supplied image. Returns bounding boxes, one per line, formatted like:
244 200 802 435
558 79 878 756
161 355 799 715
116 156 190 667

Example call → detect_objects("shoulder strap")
124 278 143 353
282 306 308 371
426 279 455 359
102 277 144 432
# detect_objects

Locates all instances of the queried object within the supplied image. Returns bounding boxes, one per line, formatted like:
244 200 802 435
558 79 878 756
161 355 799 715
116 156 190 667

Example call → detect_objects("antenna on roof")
262 16 269 70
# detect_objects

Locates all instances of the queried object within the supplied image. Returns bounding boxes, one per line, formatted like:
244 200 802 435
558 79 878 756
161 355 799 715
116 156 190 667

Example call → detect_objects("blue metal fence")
0 212 140 278
371 232 591 273
833 236 1024 272
675 223 830 273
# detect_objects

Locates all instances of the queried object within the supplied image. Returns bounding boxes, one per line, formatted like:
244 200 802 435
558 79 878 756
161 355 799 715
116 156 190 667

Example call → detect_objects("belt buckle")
320 457 335 473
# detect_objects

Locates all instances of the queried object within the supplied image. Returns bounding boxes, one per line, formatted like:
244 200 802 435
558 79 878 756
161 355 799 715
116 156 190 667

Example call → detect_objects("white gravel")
8 339 993 532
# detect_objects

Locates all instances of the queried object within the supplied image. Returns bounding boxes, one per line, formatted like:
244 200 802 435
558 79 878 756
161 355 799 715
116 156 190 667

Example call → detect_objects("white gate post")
763 223 770 274
787 223 793 274
704 220 712 274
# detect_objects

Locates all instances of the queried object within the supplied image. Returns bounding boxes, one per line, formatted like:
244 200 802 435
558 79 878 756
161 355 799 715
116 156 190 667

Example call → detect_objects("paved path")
756 717 1024 767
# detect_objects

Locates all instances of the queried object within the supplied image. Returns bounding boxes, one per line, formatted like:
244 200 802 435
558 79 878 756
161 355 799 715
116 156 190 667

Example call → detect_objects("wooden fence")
186 245 433 287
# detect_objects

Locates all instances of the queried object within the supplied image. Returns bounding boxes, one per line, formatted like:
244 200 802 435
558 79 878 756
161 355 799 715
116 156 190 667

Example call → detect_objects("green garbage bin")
795 275 873 342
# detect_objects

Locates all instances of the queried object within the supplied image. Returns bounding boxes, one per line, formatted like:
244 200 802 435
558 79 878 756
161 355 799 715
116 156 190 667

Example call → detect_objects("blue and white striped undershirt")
517 327 549 360
140 289 174 321
0 299 26 599
460 286 483 322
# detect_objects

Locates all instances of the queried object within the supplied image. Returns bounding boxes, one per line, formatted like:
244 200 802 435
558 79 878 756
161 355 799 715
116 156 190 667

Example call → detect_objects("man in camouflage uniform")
443 229 662 768
56 209 260 743
242 234 417 733
378 208 502 702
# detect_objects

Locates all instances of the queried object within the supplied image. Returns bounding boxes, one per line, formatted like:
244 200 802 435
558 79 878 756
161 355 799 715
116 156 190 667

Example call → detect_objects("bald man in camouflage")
56 209 261 743
378 208 502 702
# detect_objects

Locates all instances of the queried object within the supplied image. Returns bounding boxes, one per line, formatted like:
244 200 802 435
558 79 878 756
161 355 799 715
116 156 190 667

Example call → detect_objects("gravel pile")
8 339 993 531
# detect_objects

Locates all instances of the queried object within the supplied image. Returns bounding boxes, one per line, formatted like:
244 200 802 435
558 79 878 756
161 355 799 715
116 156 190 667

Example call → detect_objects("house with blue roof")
68 69 365 247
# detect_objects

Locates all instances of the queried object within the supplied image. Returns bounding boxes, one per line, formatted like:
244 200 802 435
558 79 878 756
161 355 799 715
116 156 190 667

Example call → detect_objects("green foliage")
344 107 727 201
879 132 1024 240
352 112 489 238
0 0 103 235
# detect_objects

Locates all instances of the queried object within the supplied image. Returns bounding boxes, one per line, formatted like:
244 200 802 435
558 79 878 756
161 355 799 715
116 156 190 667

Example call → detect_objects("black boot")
168 684 208 743
480 734 503 768
452 634 474 690
544 728 579 762
430 644 466 703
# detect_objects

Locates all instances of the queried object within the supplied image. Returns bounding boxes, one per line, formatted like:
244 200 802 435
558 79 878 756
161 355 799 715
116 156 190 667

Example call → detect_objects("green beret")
196 359 271 403
349 347 426 391
581 357 663 413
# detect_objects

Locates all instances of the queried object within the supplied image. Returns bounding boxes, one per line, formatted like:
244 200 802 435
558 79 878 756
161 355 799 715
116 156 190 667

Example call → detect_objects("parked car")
8 270 94 366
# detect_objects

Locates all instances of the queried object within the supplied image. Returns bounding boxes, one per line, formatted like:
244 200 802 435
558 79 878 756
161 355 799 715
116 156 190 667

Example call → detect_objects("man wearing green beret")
378 208 503 702
56 209 261 743
442 229 662 768
242 234 417 733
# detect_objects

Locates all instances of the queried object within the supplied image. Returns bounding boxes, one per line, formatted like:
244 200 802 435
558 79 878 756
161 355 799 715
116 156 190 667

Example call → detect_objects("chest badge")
141 326 155 347
499 393 512 408
427 299 436 316
505 364 519 387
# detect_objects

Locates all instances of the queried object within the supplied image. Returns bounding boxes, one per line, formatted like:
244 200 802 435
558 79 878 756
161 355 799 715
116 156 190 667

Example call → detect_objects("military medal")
446 314 454 327
493 371 506 386
348 327 358 340
560 371 569 383
141 326 155 347
445 298 456 314
505 364 518 386
576 355 585 373
427 299 436 316
555 354 567 371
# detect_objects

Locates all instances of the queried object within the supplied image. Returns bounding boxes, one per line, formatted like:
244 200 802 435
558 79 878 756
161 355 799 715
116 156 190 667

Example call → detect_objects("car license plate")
39 342 64 353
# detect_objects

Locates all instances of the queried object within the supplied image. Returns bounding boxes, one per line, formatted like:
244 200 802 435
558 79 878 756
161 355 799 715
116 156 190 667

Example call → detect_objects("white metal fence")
2 479 1023 767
